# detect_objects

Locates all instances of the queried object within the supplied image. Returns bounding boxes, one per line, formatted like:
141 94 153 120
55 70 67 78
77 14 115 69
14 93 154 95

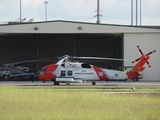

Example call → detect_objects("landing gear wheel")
5 76 9 80
66 82 70 85
54 81 60 85
133 78 138 82
92 82 96 85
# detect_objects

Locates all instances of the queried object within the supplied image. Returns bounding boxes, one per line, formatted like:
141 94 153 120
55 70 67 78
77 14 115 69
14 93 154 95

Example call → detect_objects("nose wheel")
92 82 96 85
54 81 60 85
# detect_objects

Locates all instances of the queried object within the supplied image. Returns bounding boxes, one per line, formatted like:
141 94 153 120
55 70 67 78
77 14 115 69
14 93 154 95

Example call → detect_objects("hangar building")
0 20 160 81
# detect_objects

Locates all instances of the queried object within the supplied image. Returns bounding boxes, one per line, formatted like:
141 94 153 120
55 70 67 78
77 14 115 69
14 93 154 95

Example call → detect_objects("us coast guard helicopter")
38 46 156 85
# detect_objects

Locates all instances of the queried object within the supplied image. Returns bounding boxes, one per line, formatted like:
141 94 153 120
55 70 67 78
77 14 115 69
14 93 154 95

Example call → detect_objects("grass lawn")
0 86 160 120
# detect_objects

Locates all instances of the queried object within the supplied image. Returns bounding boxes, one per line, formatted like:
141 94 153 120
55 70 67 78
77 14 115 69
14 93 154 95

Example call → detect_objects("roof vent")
34 27 38 31
77 27 82 30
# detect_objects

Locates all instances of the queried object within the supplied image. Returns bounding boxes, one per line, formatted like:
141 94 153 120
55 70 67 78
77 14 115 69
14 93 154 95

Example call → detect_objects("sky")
0 0 160 25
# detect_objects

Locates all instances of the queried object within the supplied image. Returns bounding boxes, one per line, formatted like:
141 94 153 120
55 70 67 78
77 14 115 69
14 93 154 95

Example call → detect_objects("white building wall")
124 33 160 81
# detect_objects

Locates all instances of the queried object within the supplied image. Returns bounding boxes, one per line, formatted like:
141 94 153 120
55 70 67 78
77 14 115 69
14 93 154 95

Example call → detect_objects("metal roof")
0 20 160 34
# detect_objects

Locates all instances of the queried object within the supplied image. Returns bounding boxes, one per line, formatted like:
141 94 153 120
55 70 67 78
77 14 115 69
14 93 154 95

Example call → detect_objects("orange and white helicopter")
38 46 156 85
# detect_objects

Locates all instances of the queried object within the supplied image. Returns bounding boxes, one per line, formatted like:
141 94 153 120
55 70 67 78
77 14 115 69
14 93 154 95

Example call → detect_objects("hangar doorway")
0 33 123 71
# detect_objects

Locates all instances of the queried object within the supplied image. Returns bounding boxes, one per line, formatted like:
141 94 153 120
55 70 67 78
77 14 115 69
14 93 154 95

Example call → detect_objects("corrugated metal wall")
0 34 37 62
124 33 160 81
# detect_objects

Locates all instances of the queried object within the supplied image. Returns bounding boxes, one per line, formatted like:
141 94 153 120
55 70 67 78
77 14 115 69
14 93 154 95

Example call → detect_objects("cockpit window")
61 63 65 67
39 68 46 74
81 63 91 68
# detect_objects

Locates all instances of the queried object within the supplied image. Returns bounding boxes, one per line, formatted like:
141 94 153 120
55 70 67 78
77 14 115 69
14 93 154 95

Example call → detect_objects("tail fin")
126 46 156 79
126 55 149 78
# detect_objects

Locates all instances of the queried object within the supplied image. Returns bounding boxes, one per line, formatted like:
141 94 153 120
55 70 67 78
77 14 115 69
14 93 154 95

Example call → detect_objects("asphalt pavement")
0 80 160 89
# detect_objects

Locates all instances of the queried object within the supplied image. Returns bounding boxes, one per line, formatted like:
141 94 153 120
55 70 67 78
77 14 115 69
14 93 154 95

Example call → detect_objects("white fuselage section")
54 62 128 82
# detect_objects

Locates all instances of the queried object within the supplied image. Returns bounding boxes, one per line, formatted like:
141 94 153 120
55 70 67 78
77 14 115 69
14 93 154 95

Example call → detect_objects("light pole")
20 0 22 22
140 0 141 26
131 0 133 26
136 0 138 26
44 1 48 21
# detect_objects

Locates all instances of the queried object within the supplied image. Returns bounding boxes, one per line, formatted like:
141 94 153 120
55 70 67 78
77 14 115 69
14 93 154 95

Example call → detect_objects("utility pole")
96 0 100 24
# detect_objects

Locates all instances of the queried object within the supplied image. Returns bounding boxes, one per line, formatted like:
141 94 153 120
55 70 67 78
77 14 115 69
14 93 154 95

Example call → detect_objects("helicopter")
38 46 156 85
0 58 53 80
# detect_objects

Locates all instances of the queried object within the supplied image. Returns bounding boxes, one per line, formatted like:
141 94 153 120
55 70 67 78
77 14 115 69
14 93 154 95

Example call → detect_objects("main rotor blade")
146 50 156 56
3 58 55 66
137 46 144 55
71 57 128 61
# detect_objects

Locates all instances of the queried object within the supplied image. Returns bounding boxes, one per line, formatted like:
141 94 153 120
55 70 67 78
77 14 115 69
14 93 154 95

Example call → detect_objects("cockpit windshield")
38 67 46 74
61 63 65 67
81 63 91 68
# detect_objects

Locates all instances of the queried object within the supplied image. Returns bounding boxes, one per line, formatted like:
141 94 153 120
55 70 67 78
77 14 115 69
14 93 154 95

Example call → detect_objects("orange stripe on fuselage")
93 66 109 81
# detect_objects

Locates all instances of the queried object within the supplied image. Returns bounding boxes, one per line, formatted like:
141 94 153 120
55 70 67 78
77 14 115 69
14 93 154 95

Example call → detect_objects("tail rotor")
132 46 156 68
146 50 156 56
137 46 144 55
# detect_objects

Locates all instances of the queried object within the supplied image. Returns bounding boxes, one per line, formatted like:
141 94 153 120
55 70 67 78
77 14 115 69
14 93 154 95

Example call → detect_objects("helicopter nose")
38 73 45 81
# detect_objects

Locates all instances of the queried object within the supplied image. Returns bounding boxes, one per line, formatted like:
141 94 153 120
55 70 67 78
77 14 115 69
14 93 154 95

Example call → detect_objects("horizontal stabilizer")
130 67 145 72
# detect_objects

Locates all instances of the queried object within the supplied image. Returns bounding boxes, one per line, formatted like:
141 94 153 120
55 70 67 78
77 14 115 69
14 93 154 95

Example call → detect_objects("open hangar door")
0 33 123 71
